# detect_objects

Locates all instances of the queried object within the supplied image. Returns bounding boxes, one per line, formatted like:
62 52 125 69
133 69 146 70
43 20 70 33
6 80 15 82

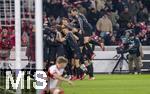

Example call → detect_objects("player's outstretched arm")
53 74 73 85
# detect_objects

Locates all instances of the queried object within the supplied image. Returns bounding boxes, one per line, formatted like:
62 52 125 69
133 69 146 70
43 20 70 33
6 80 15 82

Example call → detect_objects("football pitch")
0 74 150 94
61 74 150 94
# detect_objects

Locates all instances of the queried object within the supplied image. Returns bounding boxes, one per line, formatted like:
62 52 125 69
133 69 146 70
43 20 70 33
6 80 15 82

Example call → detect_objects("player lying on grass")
45 56 73 94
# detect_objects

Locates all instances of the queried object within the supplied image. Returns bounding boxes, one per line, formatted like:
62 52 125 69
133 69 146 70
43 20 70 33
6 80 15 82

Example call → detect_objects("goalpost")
15 0 43 94
15 0 21 94
35 0 43 93
35 0 43 71
15 0 43 68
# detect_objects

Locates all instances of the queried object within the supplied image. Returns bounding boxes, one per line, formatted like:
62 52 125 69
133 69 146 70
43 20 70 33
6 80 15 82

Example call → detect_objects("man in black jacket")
128 33 143 74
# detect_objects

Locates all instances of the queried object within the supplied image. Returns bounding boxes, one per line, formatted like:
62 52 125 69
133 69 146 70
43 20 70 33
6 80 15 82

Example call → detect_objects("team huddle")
42 8 105 94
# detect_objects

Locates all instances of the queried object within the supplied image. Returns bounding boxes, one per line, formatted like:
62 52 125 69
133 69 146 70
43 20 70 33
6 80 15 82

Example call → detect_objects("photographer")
128 32 143 74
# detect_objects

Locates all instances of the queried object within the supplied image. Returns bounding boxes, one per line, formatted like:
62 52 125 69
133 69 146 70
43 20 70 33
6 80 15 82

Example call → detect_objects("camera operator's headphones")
129 32 135 37
126 29 136 37
125 29 133 34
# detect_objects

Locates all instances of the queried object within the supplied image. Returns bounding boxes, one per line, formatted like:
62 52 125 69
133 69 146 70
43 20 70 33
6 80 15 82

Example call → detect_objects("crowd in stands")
0 0 149 49
43 0 150 46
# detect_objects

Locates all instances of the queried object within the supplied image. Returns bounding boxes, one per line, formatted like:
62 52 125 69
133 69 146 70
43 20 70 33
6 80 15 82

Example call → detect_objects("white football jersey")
48 65 64 89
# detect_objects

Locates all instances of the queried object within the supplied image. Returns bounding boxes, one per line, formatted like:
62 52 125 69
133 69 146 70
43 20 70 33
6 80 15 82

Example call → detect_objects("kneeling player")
47 56 73 94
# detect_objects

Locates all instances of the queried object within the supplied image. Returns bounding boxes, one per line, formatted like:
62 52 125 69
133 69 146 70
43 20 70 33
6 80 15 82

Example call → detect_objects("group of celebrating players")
43 8 105 94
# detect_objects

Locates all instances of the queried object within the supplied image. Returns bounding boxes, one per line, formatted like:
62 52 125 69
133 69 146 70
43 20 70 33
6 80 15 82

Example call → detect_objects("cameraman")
128 33 143 74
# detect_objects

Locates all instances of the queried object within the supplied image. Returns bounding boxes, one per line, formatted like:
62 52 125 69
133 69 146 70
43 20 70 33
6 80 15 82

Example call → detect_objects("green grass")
61 74 150 94
0 75 36 94
1 74 150 94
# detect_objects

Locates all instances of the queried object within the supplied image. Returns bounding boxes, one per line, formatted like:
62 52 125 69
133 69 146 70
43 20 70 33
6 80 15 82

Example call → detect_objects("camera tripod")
112 53 128 74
